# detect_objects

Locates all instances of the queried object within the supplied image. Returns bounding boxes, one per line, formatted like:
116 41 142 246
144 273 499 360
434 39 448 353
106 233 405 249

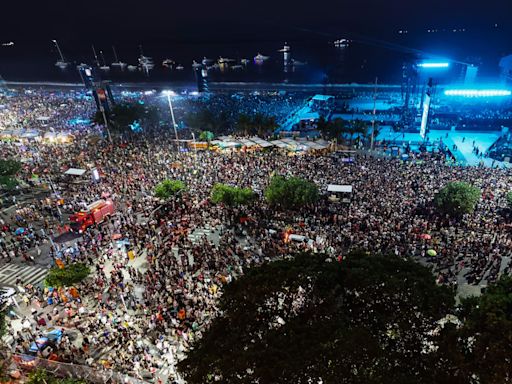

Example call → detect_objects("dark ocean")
0 30 509 86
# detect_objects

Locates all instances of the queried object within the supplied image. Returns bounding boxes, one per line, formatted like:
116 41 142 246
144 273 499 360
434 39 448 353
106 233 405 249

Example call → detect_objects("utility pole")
166 93 180 152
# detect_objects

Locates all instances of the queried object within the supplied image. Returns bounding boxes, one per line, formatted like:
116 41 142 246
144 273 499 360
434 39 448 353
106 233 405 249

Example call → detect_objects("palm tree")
237 113 253 135
259 115 277 137
369 121 381 149
331 118 348 141
350 119 368 146
317 116 329 138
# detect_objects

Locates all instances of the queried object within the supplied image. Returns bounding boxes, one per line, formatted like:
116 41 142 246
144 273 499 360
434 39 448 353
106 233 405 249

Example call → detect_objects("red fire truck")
69 199 115 233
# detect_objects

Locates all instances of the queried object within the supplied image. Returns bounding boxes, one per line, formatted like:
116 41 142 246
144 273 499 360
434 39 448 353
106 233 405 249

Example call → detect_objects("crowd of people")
1 87 512 383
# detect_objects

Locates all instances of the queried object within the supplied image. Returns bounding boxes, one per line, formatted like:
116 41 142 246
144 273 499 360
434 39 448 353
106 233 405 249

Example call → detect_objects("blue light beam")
418 62 450 68
444 89 511 97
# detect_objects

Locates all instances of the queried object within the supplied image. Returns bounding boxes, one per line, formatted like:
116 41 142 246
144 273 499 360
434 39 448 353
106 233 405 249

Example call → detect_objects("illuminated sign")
418 62 450 68
444 89 511 97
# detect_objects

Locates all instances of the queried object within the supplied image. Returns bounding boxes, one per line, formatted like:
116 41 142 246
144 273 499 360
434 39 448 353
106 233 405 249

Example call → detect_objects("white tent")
327 184 353 193
64 168 87 176
249 137 274 148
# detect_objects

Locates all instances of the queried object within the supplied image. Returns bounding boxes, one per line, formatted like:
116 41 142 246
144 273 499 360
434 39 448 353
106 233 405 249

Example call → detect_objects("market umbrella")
427 249 437 256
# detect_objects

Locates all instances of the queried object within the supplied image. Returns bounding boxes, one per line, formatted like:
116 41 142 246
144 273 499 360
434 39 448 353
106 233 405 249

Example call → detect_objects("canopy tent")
328 184 353 204
219 141 242 149
249 137 274 148
327 184 353 193
270 140 290 149
43 131 74 143
64 168 86 176
298 141 325 150
0 129 41 139
20 129 41 138
239 138 258 147
0 129 16 138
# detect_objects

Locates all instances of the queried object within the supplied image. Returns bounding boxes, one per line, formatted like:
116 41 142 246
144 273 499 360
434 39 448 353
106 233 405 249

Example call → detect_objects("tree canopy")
506 191 512 209
264 175 319 209
0 309 6 339
154 179 186 200
433 181 481 216
317 117 348 140
454 276 512 383
45 263 90 288
0 159 21 190
236 113 277 137
210 184 255 207
178 251 456 384
199 130 214 143
93 103 159 133
185 109 229 134
27 369 87 384
0 159 21 177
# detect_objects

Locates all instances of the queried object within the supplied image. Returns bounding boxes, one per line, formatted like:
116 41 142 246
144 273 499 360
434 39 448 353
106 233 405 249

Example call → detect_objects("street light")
191 131 198 167
162 90 180 151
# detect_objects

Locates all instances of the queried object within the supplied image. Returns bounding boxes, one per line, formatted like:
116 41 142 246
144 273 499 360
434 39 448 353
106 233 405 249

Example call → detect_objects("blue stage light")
444 89 511 97
418 62 450 68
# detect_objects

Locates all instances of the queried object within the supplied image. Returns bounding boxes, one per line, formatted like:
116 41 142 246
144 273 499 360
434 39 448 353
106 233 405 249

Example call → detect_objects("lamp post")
163 90 180 152
190 131 198 168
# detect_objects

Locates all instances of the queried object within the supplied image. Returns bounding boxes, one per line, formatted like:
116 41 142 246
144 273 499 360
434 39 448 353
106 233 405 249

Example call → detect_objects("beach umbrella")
15 228 26 235
427 249 437 256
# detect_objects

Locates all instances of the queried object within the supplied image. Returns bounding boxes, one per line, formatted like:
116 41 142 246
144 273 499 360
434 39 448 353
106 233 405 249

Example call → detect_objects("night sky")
2 0 511 42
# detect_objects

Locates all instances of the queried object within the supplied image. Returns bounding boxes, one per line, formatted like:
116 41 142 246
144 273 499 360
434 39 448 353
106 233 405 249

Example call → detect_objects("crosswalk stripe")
0 264 48 286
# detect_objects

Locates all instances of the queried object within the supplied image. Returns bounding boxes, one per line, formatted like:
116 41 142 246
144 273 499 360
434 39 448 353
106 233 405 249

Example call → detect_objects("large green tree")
27 369 86 384
186 109 230 134
434 181 481 216
236 113 277 137
178 251 456 384
318 117 348 140
506 191 512 209
454 276 512 383
154 179 186 200
0 159 21 190
45 263 90 288
199 130 214 143
210 184 255 207
264 175 319 209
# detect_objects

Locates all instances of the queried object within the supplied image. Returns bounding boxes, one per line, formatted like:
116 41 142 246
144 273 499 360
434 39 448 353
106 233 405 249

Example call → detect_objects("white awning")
327 184 353 193
64 168 87 176
249 137 274 147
